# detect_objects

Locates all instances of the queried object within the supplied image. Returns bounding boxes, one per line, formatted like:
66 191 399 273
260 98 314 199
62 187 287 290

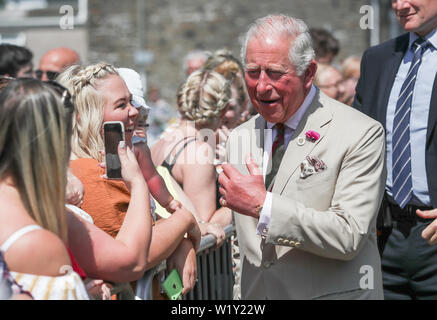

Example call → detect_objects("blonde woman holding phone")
58 63 200 295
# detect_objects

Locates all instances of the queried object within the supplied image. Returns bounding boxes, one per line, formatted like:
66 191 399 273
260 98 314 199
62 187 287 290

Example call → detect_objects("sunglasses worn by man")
34 69 59 81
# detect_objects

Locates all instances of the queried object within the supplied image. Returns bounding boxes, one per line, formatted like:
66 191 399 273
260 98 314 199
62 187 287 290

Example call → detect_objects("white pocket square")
300 155 327 179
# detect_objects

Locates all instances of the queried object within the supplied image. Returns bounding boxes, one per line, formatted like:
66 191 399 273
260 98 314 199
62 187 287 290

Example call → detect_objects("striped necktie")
392 37 430 208
265 123 285 191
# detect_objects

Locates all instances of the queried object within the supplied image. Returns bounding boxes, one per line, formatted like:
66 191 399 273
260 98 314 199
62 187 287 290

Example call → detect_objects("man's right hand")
417 209 437 245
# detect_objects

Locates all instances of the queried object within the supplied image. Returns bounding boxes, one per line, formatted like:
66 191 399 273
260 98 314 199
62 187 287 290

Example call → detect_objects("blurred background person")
151 69 232 241
182 50 211 77
310 27 340 65
148 49 212 146
35 47 80 81
0 44 33 78
37 47 84 209
314 63 345 102
340 55 361 106
202 48 249 165
203 49 249 131
147 85 179 146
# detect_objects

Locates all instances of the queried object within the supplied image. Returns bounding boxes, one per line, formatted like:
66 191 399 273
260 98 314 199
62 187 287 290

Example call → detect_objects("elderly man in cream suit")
218 14 386 300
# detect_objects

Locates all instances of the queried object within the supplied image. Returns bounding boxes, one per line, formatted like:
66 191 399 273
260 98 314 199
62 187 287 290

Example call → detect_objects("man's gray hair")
241 14 315 76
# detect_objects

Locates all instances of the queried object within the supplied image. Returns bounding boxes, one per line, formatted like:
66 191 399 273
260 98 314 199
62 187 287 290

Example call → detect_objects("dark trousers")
380 203 437 300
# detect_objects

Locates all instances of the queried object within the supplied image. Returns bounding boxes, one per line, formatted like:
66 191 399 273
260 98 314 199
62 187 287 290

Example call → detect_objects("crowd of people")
1 0 437 300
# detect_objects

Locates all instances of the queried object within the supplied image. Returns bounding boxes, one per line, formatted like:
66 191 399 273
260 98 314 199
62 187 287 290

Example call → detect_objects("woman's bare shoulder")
187 139 215 162
151 131 185 163
4 227 71 277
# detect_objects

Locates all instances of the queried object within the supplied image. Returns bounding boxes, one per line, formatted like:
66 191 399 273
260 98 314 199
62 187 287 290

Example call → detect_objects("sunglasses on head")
0 75 14 90
43 80 74 113
34 69 59 81
0 76 73 111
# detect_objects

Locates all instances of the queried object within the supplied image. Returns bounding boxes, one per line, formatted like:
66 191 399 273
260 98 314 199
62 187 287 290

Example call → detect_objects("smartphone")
103 121 125 179
162 269 183 300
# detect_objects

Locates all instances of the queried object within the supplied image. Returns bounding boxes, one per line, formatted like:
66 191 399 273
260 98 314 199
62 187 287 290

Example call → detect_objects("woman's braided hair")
57 62 118 161
177 69 231 128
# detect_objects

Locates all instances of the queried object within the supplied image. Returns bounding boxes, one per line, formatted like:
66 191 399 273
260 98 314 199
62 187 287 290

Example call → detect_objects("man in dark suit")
353 0 437 299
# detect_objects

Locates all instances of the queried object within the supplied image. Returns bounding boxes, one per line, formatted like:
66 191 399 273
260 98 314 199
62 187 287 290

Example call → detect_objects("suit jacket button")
263 261 272 268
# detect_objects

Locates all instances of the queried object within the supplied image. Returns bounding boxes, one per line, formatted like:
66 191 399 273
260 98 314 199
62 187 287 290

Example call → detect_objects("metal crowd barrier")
134 223 235 300
183 224 235 300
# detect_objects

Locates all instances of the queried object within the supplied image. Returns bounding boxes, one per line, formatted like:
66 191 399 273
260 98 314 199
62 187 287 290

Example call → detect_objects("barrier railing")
183 224 235 300
133 223 235 300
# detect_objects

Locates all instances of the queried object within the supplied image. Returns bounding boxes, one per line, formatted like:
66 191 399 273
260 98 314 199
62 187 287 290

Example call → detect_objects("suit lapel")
426 73 437 143
273 90 333 194
377 37 408 128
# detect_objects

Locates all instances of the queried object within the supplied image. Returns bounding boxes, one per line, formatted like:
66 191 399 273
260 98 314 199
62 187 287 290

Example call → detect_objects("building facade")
1 0 400 106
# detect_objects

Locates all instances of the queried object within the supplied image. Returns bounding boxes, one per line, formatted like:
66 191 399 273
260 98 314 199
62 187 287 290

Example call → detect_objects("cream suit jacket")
228 89 386 300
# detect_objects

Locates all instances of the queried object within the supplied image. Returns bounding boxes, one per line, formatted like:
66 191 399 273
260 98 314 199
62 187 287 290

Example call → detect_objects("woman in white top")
0 78 151 299
0 78 88 299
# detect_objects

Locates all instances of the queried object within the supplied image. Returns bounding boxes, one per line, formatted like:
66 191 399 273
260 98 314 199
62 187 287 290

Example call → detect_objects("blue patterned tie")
392 37 430 208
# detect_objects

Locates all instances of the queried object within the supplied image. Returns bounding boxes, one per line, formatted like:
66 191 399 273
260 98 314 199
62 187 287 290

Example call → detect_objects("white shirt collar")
266 84 316 130
409 26 437 51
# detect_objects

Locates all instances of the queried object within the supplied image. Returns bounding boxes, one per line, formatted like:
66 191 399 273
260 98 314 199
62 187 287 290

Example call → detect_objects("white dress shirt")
257 85 317 236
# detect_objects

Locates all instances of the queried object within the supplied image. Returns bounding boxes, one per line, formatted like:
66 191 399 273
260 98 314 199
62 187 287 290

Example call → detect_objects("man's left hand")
218 154 266 219
417 208 437 245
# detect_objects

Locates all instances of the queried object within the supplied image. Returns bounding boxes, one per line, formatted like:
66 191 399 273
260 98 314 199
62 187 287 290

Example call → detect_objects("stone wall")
88 0 381 107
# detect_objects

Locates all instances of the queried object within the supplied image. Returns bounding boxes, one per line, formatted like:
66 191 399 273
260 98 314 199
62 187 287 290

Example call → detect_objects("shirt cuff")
256 192 272 237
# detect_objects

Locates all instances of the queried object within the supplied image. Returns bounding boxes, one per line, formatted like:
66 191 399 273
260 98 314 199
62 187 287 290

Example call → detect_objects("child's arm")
133 139 181 213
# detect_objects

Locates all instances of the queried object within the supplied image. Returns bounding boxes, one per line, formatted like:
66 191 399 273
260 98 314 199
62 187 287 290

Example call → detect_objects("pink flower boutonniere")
305 130 320 142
